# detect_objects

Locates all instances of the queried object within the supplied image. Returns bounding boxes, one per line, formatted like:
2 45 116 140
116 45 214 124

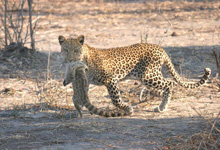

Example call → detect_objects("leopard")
58 35 211 113
63 60 132 117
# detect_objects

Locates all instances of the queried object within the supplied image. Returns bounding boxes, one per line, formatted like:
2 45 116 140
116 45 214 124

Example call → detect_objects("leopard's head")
58 35 84 62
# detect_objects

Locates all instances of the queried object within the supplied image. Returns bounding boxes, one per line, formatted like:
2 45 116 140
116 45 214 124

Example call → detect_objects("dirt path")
1 78 219 149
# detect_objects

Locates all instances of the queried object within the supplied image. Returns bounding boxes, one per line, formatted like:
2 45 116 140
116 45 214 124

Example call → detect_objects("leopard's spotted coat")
59 35 211 113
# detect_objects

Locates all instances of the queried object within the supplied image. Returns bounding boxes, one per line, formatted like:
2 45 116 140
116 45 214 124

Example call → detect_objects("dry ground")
0 1 220 149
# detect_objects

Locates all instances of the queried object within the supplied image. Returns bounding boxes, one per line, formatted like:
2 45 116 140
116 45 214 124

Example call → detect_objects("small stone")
134 82 138 85
171 32 178 37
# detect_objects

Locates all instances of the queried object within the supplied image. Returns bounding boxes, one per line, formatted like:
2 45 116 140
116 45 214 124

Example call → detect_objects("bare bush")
0 0 40 50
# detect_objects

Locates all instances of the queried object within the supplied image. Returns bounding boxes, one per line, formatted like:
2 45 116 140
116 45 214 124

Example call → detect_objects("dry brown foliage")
165 109 220 150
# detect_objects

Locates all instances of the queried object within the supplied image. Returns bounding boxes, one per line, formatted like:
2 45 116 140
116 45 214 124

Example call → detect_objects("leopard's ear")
58 35 66 45
77 35 84 45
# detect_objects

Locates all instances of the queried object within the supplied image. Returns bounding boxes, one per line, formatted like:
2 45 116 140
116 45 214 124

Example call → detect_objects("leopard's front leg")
105 79 133 114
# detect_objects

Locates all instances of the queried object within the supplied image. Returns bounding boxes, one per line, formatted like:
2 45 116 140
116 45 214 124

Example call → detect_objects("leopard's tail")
164 55 211 89
84 101 132 117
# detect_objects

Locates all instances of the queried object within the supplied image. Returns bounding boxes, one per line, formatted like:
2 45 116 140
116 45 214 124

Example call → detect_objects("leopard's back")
86 43 166 83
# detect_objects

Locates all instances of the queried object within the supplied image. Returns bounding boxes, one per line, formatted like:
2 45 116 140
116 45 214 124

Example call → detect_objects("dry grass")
166 110 220 150
35 79 72 107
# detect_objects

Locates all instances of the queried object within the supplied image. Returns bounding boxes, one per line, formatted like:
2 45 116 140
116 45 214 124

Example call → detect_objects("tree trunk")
4 0 8 47
28 0 35 50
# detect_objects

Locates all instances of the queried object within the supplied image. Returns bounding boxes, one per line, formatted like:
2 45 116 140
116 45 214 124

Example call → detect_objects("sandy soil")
0 1 220 150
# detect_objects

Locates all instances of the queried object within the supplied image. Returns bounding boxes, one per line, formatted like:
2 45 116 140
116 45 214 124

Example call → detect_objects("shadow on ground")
0 108 217 150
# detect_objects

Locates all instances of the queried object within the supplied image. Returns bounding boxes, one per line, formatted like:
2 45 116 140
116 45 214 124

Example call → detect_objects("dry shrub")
33 76 84 118
35 78 74 111
166 111 220 150
0 0 40 49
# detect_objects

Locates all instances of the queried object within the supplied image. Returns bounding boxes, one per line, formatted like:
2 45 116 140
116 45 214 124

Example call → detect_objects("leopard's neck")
82 44 91 65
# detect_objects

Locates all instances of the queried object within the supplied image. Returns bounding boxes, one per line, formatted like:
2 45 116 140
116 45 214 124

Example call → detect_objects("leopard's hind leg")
142 68 174 112
153 81 173 112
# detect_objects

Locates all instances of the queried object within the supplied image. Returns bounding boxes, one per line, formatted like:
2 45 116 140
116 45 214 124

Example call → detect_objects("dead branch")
17 0 26 44
213 49 220 87
28 0 35 50
158 7 172 46
4 0 8 46
47 51 51 81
